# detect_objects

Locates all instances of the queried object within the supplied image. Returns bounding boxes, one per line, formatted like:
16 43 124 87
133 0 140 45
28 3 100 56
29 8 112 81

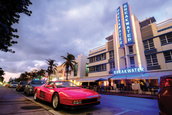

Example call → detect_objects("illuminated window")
146 54 159 66
163 50 172 63
160 32 172 45
143 39 155 50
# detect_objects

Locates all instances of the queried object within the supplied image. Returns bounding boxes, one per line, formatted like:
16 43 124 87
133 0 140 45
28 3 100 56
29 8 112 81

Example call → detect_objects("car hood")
58 87 100 99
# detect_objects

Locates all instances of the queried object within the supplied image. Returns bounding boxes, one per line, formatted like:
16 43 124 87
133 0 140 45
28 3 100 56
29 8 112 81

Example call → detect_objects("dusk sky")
1 0 172 81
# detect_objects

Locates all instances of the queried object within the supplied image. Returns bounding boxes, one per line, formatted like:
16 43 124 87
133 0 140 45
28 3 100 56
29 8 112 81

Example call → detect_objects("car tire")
26 90 30 96
34 90 39 101
52 93 60 110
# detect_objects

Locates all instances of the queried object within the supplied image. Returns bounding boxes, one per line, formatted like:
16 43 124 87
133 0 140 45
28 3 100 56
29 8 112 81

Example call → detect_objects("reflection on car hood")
58 87 99 98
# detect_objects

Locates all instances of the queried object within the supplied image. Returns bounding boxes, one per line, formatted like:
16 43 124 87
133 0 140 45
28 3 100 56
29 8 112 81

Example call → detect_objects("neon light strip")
131 15 142 67
115 24 120 69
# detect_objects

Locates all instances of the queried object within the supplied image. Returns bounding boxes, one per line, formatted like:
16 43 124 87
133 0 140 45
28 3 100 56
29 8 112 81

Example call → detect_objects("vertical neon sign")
123 3 134 44
117 7 124 47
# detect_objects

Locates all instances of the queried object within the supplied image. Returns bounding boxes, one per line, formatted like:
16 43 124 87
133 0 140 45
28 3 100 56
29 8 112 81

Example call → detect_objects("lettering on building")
123 2 134 44
113 67 144 75
117 7 124 47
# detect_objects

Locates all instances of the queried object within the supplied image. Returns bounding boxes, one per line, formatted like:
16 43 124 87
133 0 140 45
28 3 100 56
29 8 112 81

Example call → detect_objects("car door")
40 82 55 102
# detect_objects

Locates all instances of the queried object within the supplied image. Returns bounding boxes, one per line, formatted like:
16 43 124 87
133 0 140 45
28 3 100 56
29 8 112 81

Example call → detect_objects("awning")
77 77 100 82
111 74 143 80
76 75 112 82
111 71 172 80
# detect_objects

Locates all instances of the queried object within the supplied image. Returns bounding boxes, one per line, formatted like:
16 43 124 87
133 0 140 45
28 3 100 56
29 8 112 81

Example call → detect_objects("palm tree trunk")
66 68 69 80
66 72 68 80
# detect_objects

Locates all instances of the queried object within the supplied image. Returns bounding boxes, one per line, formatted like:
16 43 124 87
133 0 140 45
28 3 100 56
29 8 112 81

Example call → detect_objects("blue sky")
1 0 172 81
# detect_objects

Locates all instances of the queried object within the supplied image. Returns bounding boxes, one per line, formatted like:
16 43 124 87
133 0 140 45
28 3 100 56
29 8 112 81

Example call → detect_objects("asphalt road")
0 86 159 115
0 86 53 115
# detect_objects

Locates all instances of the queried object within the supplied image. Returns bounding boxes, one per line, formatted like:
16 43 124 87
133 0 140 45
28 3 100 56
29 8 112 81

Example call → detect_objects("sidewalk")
99 91 157 99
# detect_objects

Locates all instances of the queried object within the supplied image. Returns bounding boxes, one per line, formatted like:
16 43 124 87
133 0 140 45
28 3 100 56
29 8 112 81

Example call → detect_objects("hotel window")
145 54 159 67
160 32 172 45
130 56 135 67
110 62 115 69
109 51 114 59
89 64 106 72
102 64 107 71
128 46 133 54
89 53 106 63
89 58 93 63
143 39 155 50
96 56 101 61
163 50 172 63
102 53 106 60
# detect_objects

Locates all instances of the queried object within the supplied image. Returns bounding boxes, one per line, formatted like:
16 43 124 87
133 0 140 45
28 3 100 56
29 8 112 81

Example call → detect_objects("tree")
18 72 29 81
0 0 32 53
46 59 57 81
61 53 77 80
0 68 5 76
37 69 46 79
37 69 45 76
0 68 5 82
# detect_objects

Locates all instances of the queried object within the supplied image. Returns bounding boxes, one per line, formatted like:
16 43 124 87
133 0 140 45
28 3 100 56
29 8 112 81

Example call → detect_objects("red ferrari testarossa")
34 81 101 110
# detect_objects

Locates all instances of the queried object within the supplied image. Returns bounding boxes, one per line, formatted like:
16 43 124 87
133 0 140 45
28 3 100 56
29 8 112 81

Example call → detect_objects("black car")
16 81 28 91
24 80 45 96
158 75 172 115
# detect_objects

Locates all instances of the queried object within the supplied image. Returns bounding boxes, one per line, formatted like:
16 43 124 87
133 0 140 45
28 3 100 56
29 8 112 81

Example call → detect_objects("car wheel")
34 91 38 101
26 90 30 96
52 93 60 110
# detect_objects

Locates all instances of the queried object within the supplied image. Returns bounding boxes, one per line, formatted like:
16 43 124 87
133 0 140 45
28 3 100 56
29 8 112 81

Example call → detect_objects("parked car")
16 81 28 91
158 75 172 115
9 81 19 88
24 80 45 96
34 80 101 110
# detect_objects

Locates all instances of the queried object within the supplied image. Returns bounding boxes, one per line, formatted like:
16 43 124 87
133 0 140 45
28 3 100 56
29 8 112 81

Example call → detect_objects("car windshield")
31 80 45 85
20 81 27 84
12 82 18 84
54 81 77 88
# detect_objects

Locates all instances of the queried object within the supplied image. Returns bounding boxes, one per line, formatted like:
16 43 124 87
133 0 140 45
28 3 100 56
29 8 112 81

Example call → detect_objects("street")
0 86 159 115
0 86 52 115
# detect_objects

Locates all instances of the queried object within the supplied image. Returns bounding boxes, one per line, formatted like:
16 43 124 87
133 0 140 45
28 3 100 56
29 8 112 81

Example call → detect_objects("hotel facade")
83 3 172 88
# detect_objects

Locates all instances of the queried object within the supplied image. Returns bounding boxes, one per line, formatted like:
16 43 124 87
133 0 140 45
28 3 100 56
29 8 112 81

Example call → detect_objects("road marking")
114 110 131 115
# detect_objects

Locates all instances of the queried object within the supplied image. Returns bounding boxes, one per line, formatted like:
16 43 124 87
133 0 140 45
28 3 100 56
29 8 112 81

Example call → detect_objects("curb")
24 96 61 115
100 93 157 99
13 88 62 115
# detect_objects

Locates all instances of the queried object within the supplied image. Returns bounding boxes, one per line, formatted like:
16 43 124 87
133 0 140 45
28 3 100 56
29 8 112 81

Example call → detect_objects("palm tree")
61 53 77 80
46 59 57 81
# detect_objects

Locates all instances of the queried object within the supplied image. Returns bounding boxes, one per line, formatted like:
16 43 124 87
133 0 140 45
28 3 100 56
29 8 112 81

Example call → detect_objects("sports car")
34 81 100 110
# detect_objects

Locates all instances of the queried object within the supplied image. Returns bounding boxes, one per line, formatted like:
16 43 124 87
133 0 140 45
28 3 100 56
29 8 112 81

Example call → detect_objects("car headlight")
73 100 82 104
